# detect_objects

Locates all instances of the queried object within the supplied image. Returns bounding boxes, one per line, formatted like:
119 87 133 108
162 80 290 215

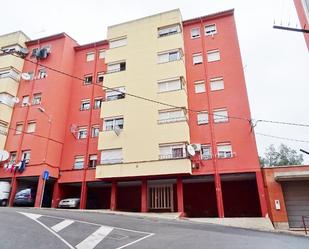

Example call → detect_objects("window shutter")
110 38 127 48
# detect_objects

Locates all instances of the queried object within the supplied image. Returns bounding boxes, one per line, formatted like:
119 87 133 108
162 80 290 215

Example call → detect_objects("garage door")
282 181 309 228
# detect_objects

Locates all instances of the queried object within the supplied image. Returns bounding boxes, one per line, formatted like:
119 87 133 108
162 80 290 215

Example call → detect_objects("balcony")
157 33 184 53
157 121 190 144
0 55 24 71
96 158 192 179
0 77 19 96
157 59 186 80
157 88 188 109
100 98 126 118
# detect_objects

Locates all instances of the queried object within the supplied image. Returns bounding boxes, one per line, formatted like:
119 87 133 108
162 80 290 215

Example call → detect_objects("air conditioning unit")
191 143 201 151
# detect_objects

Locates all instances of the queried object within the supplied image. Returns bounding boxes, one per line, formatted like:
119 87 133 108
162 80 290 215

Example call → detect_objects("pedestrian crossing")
19 212 154 249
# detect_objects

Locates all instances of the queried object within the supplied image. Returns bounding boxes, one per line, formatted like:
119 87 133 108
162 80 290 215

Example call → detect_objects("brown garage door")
282 181 309 228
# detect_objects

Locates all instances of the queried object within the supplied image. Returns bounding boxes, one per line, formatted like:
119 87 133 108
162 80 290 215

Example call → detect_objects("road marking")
52 219 74 232
76 225 114 249
115 233 154 249
19 212 75 249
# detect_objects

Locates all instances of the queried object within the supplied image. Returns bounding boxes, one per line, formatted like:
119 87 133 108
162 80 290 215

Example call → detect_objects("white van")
0 181 10 206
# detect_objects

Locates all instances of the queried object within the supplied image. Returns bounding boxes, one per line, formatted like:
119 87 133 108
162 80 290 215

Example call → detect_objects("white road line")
19 212 75 249
52 219 74 232
115 233 155 249
75 225 114 249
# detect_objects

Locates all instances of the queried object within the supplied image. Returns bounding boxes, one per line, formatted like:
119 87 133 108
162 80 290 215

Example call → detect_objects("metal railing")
302 216 309 235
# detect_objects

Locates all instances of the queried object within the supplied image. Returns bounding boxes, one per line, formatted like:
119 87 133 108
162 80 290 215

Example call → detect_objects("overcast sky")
1 0 309 163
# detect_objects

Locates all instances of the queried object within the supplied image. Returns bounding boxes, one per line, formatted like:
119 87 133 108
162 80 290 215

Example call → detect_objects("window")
194 80 206 93
0 93 14 107
106 87 125 101
191 27 200 39
109 37 127 49
94 97 103 109
86 52 95 62
38 68 47 79
197 112 209 125
27 122 36 133
84 75 93 85
101 149 123 164
159 143 186 160
21 95 29 107
15 123 23 135
77 127 87 139
21 150 31 164
9 152 17 163
97 72 104 83
205 24 217 36
210 77 224 91
80 99 90 110
217 143 233 158
157 50 181 64
104 117 124 131
74 156 84 169
201 145 212 160
31 48 39 58
89 154 98 168
32 93 42 105
214 109 228 123
158 24 181 37
107 61 126 73
207 50 220 62
158 78 182 93
0 68 19 81
0 121 8 135
193 53 203 65
99 50 106 59
158 109 186 124
91 125 100 138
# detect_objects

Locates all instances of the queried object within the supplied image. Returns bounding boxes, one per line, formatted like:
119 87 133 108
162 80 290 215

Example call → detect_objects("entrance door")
282 181 309 228
148 185 173 211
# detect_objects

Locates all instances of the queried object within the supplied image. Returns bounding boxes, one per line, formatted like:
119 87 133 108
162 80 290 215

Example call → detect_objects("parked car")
13 188 36 206
0 181 10 206
58 198 80 208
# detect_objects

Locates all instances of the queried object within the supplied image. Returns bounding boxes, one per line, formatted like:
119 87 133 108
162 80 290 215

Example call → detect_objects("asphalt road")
0 207 308 249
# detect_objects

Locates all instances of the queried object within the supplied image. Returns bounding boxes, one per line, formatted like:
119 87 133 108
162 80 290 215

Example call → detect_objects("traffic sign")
43 170 49 180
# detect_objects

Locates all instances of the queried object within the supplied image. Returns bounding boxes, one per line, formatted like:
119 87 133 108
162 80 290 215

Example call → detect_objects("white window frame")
158 24 181 37
101 148 123 164
157 49 182 64
15 123 23 135
213 109 229 123
159 143 186 160
26 121 36 133
89 154 98 168
205 24 217 36
193 53 203 65
74 156 84 169
107 61 126 73
217 143 233 159
191 27 200 39
21 95 29 107
109 37 127 49
32 93 42 105
158 77 183 93
210 77 224 91
86 52 95 62
80 99 90 111
194 80 206 93
201 145 212 160
207 49 220 62
99 49 106 59
158 109 186 124
91 125 100 138
94 97 103 109
197 112 209 125
106 87 125 101
103 117 124 131
77 127 87 139
21 150 31 164
38 68 47 79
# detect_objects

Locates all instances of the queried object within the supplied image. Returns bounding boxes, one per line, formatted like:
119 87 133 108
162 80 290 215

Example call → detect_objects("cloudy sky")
1 0 309 163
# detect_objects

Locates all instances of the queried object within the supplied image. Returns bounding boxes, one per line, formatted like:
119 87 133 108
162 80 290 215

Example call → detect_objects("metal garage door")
282 181 309 228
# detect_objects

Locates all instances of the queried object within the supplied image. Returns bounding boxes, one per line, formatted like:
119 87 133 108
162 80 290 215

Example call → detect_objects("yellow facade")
97 10 191 178
0 31 29 149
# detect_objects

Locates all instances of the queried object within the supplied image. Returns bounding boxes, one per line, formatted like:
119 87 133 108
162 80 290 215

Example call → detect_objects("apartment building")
0 31 29 150
0 9 267 217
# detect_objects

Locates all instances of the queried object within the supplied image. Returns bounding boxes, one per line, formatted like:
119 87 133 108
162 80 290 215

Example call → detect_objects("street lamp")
37 106 52 162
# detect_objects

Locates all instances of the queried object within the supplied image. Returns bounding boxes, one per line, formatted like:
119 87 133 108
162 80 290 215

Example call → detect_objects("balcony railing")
159 153 187 160
158 116 186 124
101 159 123 165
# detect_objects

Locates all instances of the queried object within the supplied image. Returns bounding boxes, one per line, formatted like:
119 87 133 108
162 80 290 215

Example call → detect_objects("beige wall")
0 31 29 150
97 10 191 178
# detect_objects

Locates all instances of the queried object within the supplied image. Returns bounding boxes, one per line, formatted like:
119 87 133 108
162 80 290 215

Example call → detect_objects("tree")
259 144 304 167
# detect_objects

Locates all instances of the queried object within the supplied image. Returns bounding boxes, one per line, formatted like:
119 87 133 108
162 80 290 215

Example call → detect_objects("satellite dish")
12 97 20 104
0 150 9 162
21 73 31 81
187 145 196 156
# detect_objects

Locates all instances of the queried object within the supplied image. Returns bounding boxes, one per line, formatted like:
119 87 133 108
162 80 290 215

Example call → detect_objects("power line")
5 51 309 128
255 132 309 144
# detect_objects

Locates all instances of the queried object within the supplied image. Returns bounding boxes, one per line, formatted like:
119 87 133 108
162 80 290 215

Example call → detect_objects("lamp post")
37 106 52 163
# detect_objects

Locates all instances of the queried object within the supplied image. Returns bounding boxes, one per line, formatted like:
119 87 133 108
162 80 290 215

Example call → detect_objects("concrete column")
34 177 45 207
51 182 61 208
79 181 87 209
110 181 117 211
9 177 18 207
214 173 225 218
256 171 268 217
177 177 184 215
141 179 148 212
